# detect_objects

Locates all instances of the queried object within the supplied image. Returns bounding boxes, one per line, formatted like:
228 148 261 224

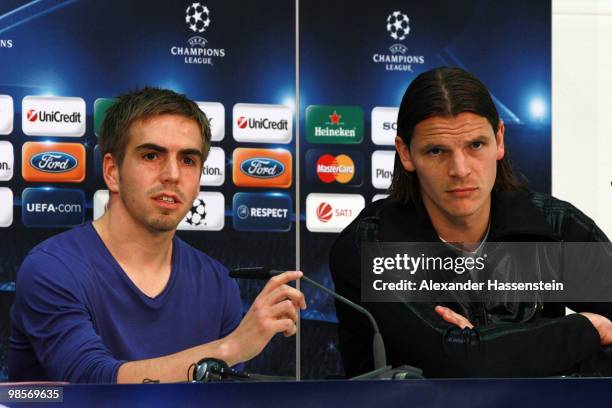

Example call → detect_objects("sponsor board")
372 11 425 73
232 192 292 232
232 103 292 144
22 96 85 137
371 150 395 190
94 98 115 137
196 101 225 142
305 193 365 233
170 3 227 66
305 149 363 186
201 146 225 186
232 148 292 188
21 188 85 228
22 142 86 183
0 141 14 181
93 189 109 220
371 107 398 146
0 187 12 227
306 105 363 144
178 191 225 231
0 95 14 135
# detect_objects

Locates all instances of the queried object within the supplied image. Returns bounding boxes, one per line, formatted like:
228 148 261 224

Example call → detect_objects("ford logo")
240 158 285 178
30 152 78 173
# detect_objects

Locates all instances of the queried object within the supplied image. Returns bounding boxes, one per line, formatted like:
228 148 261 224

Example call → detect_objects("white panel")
552 0 612 238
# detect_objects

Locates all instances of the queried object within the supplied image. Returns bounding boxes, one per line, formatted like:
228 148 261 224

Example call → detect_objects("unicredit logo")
236 116 288 131
317 202 333 222
232 103 293 144
240 158 285 178
237 116 248 129
22 96 86 137
316 154 355 183
25 109 81 123
26 109 38 122
30 152 78 173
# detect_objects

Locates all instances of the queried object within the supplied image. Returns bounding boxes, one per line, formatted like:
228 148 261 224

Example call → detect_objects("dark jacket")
330 189 612 378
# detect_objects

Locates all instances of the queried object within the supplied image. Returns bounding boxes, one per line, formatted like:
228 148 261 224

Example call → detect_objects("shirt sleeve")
13 249 123 383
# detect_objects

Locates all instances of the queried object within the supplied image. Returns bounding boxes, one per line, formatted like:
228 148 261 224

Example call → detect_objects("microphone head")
229 267 277 280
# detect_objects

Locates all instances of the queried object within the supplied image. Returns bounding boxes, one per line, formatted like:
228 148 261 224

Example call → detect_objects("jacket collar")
378 189 561 242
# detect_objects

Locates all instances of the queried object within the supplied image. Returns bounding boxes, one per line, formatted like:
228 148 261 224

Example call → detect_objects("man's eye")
427 148 442 156
472 141 484 149
144 152 158 160
183 157 195 166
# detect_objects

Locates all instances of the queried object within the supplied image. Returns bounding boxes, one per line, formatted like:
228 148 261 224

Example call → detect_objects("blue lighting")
529 97 547 121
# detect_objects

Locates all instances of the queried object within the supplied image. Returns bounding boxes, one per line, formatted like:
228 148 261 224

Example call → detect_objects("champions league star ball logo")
386 11 410 41
172 2 225 65
185 2 211 33
186 197 207 226
371 10 423 72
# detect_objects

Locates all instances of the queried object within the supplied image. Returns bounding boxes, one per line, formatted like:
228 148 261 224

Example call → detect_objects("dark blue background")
298 0 550 378
0 0 550 381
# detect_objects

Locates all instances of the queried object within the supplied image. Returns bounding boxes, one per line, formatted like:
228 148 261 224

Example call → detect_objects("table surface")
2 378 612 408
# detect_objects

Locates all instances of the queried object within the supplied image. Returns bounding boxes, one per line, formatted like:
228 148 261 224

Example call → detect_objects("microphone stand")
299 275 422 380
230 267 423 380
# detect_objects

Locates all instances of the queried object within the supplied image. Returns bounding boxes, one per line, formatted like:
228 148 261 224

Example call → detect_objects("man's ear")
395 136 416 172
102 153 120 193
496 121 505 160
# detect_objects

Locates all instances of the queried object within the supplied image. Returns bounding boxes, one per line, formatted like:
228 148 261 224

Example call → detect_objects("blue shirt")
8 222 242 383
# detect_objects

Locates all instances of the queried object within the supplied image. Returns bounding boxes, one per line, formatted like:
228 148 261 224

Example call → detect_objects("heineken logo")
306 105 364 144
328 111 342 125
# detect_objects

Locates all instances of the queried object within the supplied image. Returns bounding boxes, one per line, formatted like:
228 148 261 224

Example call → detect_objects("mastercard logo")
316 154 355 184
22 142 86 182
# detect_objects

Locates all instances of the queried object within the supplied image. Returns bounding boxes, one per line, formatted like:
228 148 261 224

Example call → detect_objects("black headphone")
192 357 250 382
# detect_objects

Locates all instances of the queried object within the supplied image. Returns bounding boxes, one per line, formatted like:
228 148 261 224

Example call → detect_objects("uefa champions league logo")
185 2 211 33
370 9 423 72
186 198 207 226
386 11 410 41
171 2 225 65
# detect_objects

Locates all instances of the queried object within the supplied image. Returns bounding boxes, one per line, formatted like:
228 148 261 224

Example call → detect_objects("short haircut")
99 87 211 166
389 66 524 203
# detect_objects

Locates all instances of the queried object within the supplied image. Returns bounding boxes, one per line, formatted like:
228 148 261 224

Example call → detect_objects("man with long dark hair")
331 67 612 377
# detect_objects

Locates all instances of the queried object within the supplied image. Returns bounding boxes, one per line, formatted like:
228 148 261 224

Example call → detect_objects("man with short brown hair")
9 87 305 383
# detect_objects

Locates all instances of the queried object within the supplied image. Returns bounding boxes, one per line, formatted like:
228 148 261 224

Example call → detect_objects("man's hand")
435 305 474 329
117 271 305 383
579 312 612 345
223 271 306 365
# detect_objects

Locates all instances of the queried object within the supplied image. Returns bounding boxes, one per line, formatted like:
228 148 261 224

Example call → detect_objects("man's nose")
161 157 180 182
448 151 471 178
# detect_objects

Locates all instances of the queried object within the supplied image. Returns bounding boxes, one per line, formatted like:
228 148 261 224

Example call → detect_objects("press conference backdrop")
0 0 551 380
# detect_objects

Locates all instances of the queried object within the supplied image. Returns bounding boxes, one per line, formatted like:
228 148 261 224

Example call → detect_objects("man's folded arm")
331 235 601 378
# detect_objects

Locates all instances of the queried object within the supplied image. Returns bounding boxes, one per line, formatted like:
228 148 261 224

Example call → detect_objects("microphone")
229 267 423 379
228 266 283 280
